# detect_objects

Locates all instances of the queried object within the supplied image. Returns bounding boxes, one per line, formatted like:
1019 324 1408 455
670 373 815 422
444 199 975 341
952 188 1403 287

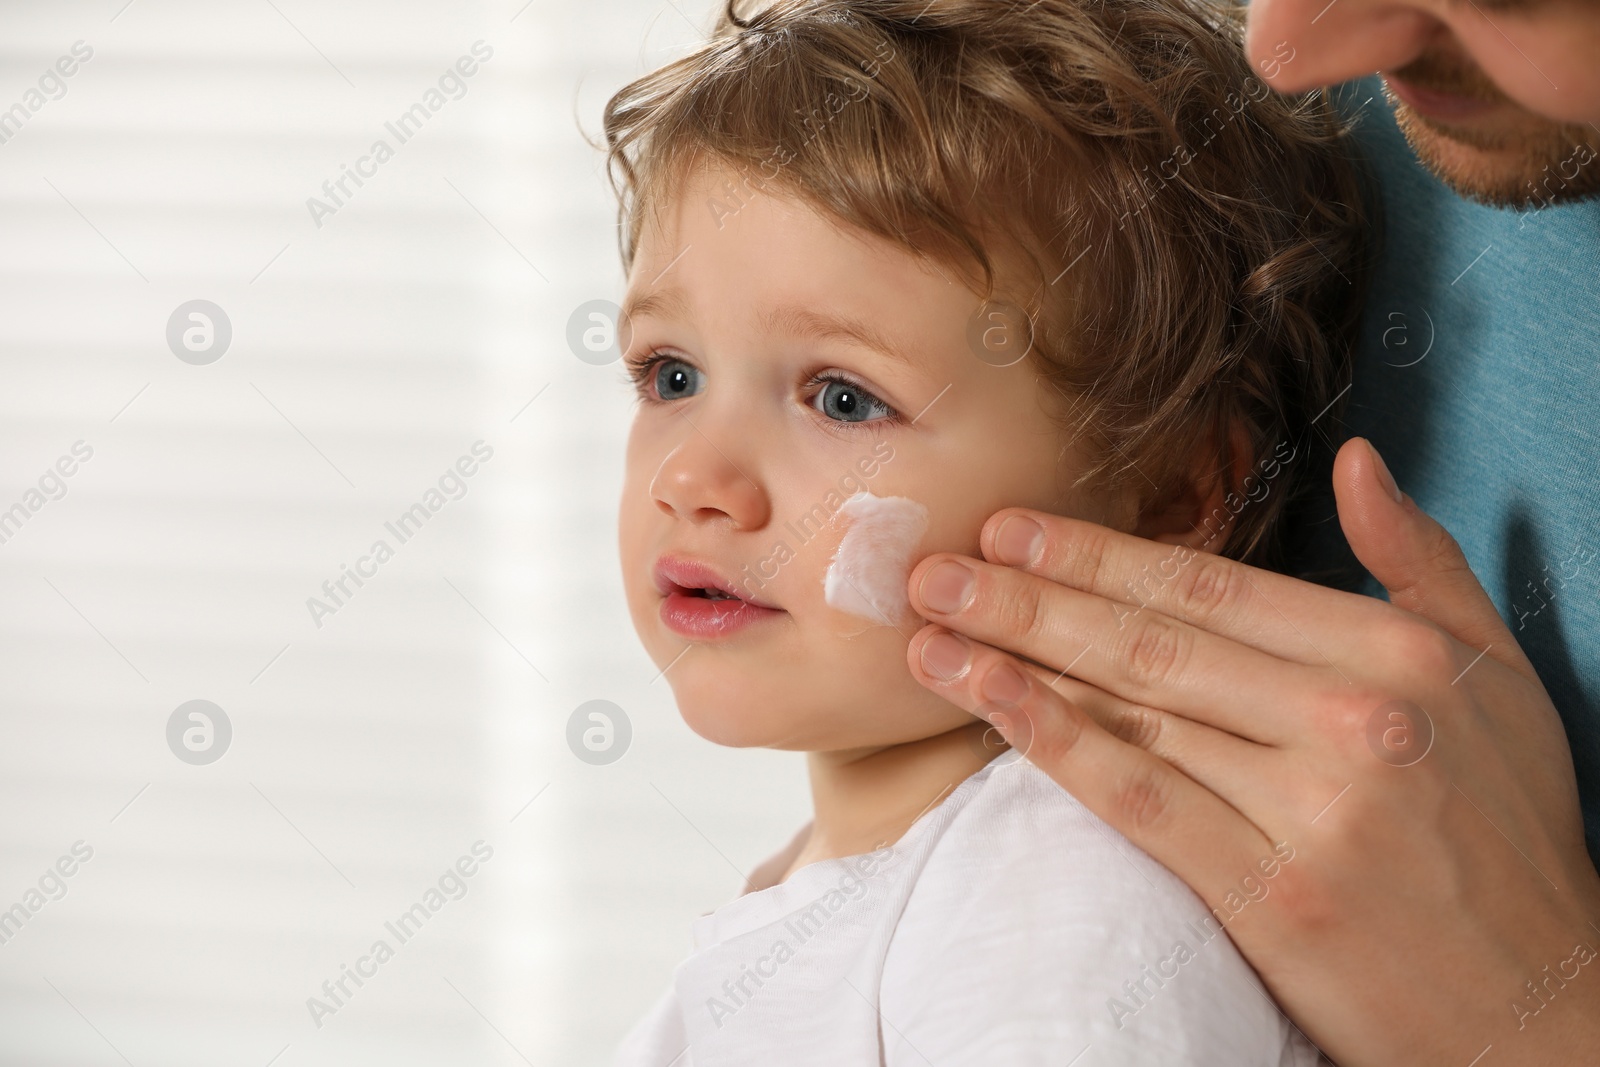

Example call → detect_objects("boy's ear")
1133 421 1253 552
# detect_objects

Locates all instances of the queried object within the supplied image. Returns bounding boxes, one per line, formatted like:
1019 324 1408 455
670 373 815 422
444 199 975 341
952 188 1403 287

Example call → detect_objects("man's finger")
905 625 1277 904
1335 438 1535 679
1012 657 1288 811
972 507 1388 666
907 554 1323 745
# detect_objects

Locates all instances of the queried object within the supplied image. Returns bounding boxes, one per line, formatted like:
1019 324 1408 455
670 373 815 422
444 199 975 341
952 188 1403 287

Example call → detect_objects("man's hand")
904 438 1600 1066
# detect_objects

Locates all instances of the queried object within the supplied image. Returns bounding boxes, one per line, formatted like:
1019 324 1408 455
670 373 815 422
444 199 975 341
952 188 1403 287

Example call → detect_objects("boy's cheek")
616 480 648 582
616 483 669 655
776 469 991 628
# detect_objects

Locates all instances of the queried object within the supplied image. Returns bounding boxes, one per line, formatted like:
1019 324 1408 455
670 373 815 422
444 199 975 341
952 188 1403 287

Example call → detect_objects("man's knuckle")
1029 705 1085 765
1267 863 1337 933
1059 521 1112 594
1386 618 1457 680
1316 686 1385 744
1002 574 1047 640
1419 523 1470 576
1119 615 1189 691
1113 764 1173 834
1109 703 1163 750
1386 524 1471 602
1024 697 1088 764
1171 555 1243 623
1333 695 1372 742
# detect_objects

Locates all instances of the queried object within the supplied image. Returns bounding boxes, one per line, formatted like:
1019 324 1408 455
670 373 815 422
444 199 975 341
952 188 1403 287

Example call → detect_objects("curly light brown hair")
602 0 1368 570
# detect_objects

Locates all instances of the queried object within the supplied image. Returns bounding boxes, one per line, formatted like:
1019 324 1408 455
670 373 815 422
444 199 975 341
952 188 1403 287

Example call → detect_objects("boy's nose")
649 422 771 531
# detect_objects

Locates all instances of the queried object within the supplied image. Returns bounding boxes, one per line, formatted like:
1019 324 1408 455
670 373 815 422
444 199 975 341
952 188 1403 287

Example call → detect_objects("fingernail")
1367 439 1401 503
919 631 972 682
981 662 1029 704
994 515 1045 567
919 560 975 615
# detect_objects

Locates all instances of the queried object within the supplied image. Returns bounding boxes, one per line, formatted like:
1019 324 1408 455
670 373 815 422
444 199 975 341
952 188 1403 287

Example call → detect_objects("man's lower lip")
1385 74 1497 123
659 590 784 638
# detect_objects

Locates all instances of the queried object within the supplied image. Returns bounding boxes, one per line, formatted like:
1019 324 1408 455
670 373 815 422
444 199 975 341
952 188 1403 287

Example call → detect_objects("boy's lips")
653 553 786 640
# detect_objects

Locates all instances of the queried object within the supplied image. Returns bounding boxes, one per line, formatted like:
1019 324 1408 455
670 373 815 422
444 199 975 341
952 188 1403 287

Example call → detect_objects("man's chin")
1388 95 1600 210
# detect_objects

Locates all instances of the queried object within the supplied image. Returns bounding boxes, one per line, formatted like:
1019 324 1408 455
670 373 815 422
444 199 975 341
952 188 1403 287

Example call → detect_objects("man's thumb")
1334 437 1530 676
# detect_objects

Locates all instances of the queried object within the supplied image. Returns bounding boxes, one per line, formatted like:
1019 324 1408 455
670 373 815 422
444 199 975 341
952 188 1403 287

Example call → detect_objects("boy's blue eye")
654 358 701 399
813 378 892 423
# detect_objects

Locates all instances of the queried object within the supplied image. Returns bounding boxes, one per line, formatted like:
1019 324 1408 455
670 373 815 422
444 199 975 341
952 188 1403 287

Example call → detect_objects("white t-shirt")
614 751 1324 1067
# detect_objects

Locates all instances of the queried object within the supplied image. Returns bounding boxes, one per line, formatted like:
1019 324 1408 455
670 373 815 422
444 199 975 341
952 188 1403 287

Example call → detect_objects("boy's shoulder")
878 754 1318 1067
910 752 1206 921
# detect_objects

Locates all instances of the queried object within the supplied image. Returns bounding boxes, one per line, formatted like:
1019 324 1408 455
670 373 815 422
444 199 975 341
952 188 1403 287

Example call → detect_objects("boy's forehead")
637 162 822 254
627 176 959 309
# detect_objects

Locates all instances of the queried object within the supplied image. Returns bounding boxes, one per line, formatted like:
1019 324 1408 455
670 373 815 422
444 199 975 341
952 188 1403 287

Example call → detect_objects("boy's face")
617 159 1109 752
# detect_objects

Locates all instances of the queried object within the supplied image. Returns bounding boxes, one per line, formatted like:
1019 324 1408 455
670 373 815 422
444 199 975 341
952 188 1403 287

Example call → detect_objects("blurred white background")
0 1 809 1063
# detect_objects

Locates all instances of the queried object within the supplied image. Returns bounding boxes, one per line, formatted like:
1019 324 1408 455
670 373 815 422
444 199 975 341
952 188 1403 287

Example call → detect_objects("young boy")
603 0 1365 1062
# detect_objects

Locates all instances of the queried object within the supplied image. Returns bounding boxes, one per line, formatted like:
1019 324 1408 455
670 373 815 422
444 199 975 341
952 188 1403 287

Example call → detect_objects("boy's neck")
780 720 1003 884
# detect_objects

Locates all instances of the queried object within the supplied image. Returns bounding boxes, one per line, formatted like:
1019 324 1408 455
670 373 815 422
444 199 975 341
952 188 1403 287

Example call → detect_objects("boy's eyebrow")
621 288 918 369
758 304 917 369
621 287 689 323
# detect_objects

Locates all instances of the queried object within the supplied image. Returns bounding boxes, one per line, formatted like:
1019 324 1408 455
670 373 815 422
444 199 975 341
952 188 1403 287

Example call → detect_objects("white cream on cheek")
823 491 930 625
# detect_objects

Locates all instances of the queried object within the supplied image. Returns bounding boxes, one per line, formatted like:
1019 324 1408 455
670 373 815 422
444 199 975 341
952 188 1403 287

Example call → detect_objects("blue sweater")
1309 78 1600 859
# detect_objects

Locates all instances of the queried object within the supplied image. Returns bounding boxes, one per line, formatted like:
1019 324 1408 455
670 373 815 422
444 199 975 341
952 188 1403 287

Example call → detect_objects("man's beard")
1383 52 1600 209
